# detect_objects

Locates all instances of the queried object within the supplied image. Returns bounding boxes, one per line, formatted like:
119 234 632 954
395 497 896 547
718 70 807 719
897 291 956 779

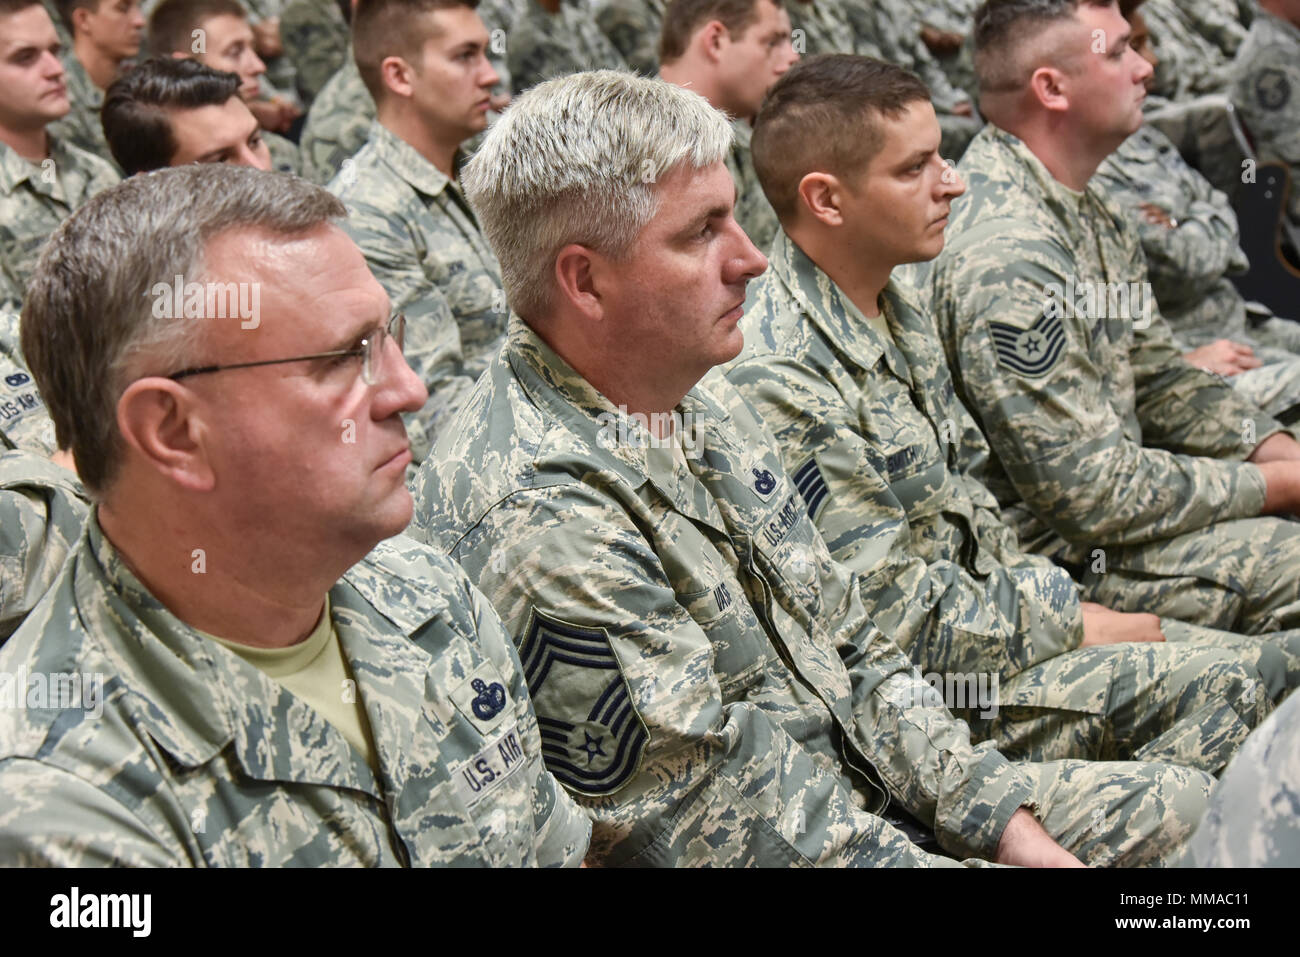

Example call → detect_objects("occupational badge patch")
1256 68 1291 111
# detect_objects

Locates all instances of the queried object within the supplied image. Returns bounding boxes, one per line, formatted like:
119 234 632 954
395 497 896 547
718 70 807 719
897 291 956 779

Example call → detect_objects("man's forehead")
422 6 489 46
171 99 255 144
0 6 58 50
202 225 385 337
659 161 734 210
1074 2 1129 42
201 13 252 42
870 101 939 166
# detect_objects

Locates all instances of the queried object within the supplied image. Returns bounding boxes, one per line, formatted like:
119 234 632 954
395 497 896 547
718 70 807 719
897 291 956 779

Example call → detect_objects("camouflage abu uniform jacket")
329 122 503 464
0 135 118 315
412 315 1041 866
930 125 1279 566
506 0 627 95
0 519 592 866
719 233 1271 775
1093 123 1300 419
1231 9 1300 231
726 119 781 253
594 0 668 75
299 53 375 185
1180 686 1300 867
725 232 1083 682
280 0 349 106
0 450 87 641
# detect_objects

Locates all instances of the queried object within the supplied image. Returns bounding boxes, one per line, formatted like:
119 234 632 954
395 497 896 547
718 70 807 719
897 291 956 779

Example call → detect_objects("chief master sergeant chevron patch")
518 609 649 797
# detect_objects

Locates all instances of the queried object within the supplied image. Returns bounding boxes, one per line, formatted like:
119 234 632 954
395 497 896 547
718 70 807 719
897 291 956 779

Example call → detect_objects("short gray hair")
460 70 734 322
21 165 345 495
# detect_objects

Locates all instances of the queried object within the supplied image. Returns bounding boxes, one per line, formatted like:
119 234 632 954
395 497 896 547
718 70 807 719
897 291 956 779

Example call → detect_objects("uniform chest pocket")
677 578 772 699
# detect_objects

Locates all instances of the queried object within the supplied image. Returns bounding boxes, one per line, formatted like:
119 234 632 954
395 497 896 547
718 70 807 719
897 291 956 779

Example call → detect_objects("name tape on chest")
452 724 527 810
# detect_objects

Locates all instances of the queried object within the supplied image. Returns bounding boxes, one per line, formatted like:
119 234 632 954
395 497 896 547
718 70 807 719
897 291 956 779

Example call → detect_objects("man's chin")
373 490 416 541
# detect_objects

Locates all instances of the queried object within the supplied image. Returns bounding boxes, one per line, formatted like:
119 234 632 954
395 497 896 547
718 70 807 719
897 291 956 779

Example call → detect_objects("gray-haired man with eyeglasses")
0 163 592 867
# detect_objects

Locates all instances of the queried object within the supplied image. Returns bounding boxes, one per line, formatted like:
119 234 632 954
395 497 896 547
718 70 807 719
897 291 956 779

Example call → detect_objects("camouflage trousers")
1222 344 1300 420
1075 515 1300 692
863 759 1212 867
958 631 1270 774
1177 688 1300 866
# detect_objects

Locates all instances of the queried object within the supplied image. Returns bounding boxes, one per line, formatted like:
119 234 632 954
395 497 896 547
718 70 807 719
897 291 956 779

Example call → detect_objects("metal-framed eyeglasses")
166 313 406 386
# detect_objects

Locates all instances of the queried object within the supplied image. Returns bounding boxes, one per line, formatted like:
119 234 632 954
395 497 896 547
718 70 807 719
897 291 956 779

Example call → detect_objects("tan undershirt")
206 597 379 772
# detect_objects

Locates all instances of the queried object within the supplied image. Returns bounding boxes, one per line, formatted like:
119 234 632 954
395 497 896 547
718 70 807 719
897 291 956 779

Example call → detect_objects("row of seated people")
0 0 1296 866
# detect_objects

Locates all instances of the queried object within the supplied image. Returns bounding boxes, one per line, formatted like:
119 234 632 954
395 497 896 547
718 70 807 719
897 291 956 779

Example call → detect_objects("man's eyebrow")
326 315 382 353
1111 27 1133 50
896 146 933 167
681 193 736 235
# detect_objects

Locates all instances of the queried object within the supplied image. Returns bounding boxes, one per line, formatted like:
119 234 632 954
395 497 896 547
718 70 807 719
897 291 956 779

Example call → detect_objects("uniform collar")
503 314 733 527
366 120 459 201
0 134 95 204
63 53 104 109
767 228 923 381
77 517 451 800
977 124 1106 250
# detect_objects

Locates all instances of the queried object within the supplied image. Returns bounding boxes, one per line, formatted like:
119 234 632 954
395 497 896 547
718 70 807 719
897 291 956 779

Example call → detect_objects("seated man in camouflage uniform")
297 39 373 182
595 0 667 74
280 0 349 105
506 0 625 94
330 0 507 467
297 0 507 186
1107 0 1245 199
414 69 1216 868
932 0 1300 685
722 53 1277 775
0 164 592 867
149 0 301 173
0 0 119 323
1232 0 1300 252
102 56 274 172
658 0 798 252
840 0 981 159
1095 1 1300 424
47 0 144 166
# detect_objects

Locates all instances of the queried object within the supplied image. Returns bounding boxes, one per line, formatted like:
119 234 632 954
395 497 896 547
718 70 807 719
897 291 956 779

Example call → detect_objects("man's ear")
553 244 605 323
698 19 729 65
116 378 216 492
796 171 845 227
380 55 415 99
70 5 93 35
1029 65 1070 113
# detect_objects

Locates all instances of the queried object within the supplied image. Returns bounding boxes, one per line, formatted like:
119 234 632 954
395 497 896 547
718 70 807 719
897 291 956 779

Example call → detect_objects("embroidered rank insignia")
988 312 1066 378
792 457 829 520
519 609 648 797
1256 68 1291 111
451 661 514 736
